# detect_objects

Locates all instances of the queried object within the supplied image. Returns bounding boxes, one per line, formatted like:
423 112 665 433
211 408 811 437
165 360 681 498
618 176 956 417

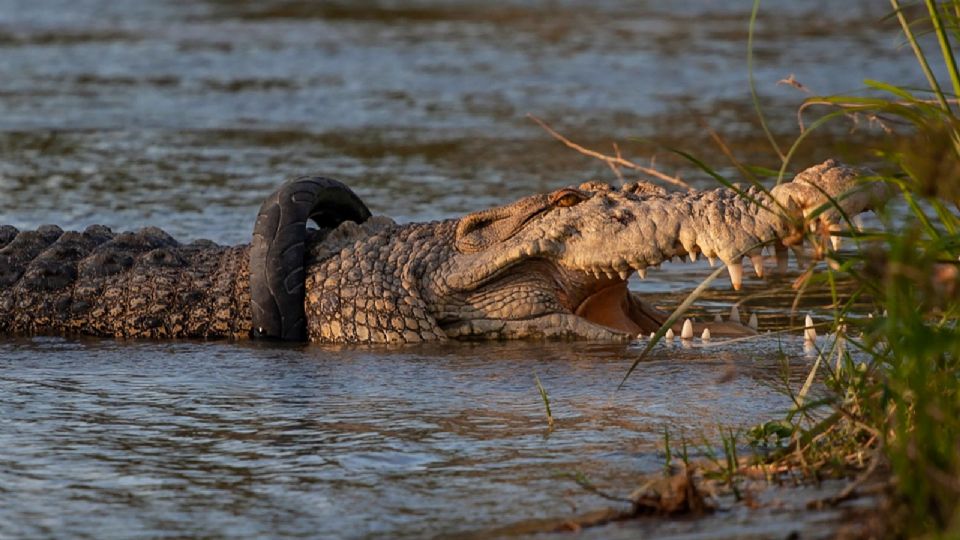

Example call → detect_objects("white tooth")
804 314 817 342
701 328 711 341
830 234 842 251
853 215 865 232
689 251 698 263
681 319 694 340
636 333 645 340
707 256 716 267
775 244 789 274
605 270 616 280
748 313 758 330
714 313 723 323
618 270 629 280
809 221 818 233
664 328 674 342
637 268 647 279
727 261 743 290
650 332 656 340
729 305 741 324
750 254 765 278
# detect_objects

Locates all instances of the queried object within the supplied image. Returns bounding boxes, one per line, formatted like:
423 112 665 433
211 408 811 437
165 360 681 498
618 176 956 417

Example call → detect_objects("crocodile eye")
552 190 586 208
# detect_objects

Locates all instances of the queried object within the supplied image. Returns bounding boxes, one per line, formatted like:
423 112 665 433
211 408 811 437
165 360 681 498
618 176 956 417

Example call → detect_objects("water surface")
2 337 829 539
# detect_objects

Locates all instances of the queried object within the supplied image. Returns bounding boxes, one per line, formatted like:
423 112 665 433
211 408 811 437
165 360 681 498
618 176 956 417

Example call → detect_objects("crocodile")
0 159 888 343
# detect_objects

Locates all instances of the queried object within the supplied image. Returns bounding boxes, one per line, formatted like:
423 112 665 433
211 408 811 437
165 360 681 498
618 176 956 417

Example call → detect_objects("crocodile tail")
0 223 254 338
250 176 371 341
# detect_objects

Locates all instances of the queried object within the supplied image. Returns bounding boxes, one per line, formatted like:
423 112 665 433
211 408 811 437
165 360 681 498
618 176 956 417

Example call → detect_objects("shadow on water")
0 0 902 537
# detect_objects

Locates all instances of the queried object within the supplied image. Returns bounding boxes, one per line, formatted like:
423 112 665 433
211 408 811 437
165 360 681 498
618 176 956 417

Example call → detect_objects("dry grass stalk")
527 114 693 191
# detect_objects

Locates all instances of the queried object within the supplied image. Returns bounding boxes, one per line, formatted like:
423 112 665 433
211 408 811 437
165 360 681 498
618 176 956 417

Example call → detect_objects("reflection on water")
0 0 897 537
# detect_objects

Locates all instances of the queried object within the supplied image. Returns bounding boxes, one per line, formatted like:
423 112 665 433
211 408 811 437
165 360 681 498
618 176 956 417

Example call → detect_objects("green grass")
535 373 555 428
638 1 960 536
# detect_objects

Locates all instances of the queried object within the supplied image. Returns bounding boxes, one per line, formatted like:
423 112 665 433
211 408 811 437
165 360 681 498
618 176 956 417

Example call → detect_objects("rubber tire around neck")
250 176 371 341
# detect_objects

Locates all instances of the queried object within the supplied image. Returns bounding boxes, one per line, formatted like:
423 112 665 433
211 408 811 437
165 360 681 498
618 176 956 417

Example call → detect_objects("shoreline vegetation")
529 1 960 537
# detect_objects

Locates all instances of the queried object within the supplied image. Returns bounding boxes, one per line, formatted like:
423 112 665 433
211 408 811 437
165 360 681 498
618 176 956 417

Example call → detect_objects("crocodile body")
0 225 252 339
0 160 888 343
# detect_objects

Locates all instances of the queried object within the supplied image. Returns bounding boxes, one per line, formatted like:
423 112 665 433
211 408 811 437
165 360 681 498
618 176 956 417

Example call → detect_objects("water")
0 1 905 537
2 337 829 539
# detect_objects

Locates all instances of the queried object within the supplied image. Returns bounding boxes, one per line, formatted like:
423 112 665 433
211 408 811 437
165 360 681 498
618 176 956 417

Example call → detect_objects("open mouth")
570 278 669 336
444 258 756 340
562 266 756 339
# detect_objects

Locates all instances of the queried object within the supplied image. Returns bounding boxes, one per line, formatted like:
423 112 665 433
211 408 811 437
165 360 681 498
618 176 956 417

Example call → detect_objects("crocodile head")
432 160 889 341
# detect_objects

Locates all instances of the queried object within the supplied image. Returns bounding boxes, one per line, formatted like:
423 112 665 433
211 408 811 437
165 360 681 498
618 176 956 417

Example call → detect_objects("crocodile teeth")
804 314 817 342
830 234 842 252
714 313 723 323
707 256 716 268
701 328 711 341
748 313 758 330
729 305 741 324
853 215 865 232
750 254 764 278
618 270 630 280
681 319 694 340
689 251 698 263
604 270 616 280
637 268 647 279
727 261 743 290
664 328 674 342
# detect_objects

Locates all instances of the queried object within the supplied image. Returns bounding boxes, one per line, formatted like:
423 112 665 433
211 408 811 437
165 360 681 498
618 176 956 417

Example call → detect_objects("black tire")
250 176 371 341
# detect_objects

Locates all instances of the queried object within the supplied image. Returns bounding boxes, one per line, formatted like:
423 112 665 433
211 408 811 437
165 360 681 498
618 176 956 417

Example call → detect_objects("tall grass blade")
747 0 785 162
926 0 960 102
890 0 951 111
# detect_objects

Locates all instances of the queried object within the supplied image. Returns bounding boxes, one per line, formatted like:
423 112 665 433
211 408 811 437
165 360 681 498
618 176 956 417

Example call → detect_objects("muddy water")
0 1 904 538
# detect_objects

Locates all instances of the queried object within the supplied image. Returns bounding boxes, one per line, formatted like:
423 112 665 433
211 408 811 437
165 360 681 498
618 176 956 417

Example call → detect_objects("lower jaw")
440 313 633 341
440 286 757 341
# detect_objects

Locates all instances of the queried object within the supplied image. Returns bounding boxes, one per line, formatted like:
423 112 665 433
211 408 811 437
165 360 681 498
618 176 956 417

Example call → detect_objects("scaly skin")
0 160 889 342
0 225 252 338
